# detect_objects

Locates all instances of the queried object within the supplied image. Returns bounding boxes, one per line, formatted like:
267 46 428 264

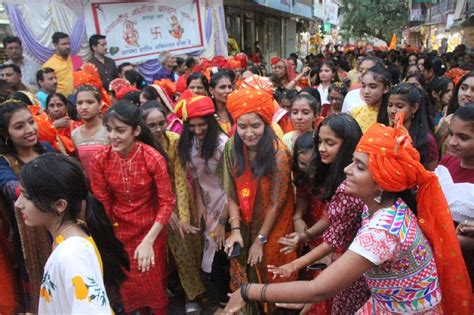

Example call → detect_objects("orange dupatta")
356 113 472 314
234 145 258 223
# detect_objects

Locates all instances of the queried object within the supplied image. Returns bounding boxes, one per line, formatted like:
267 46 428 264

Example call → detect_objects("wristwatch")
257 234 268 244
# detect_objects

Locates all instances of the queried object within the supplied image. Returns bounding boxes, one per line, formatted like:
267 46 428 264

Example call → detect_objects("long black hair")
103 101 169 162
0 101 47 161
426 76 453 111
314 60 340 85
11 91 33 105
447 71 474 115
292 132 314 188
140 86 159 102
377 83 434 167
177 114 222 167
310 113 362 200
234 123 278 178
19 153 130 288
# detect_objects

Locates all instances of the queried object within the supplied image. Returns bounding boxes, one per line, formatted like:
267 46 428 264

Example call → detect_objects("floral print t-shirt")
349 199 442 314
39 236 112 314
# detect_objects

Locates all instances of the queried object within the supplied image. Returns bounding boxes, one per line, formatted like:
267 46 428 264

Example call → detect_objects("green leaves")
340 0 409 43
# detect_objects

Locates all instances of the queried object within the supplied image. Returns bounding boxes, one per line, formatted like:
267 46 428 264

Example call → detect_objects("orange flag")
389 33 397 50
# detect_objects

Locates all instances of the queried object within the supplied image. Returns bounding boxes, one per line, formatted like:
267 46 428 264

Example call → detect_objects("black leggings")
201 249 230 304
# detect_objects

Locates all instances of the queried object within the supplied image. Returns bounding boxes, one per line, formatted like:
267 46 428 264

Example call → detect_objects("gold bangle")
228 216 240 223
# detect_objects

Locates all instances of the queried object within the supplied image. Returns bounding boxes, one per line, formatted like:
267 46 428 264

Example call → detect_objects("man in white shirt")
342 56 384 113
3 36 41 91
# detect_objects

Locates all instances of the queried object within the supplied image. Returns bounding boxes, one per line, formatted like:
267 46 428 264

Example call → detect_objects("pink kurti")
71 125 109 178
90 142 175 313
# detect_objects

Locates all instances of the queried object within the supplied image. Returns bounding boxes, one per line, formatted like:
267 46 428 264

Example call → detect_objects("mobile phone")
306 263 327 271
228 243 241 260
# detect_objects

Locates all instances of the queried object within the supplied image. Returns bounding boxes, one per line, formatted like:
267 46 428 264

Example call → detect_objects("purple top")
152 66 175 82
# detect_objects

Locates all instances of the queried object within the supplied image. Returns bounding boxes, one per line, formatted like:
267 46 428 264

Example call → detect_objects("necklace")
119 143 141 203
54 223 78 245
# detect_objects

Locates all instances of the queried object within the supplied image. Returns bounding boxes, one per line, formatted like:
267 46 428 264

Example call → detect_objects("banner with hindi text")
84 0 206 64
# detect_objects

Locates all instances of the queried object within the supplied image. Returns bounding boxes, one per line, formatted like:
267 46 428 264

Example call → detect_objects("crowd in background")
0 30 473 315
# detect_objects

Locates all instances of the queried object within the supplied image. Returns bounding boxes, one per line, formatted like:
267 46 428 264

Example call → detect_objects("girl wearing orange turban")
175 91 231 306
224 112 472 315
223 88 297 314
73 63 112 112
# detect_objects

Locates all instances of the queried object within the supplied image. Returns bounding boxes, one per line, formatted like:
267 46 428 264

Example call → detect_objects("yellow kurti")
350 104 379 133
159 131 205 300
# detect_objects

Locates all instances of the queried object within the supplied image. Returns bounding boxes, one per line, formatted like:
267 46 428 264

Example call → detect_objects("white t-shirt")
38 236 112 315
342 88 365 113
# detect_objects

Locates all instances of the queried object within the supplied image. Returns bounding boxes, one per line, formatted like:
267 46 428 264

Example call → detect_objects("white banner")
84 0 206 64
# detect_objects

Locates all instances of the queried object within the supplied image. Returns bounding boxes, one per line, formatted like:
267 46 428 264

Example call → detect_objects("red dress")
297 186 331 314
90 142 175 313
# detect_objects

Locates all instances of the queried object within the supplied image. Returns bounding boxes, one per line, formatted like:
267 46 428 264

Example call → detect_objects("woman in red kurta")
90 101 175 314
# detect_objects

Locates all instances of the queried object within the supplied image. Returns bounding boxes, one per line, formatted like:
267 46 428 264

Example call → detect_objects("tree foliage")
340 0 409 43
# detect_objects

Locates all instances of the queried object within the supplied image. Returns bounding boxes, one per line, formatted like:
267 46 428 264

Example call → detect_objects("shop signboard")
84 0 205 64
313 0 325 19
325 0 339 25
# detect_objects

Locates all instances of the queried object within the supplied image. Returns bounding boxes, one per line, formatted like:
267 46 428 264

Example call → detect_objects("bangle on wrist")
241 284 251 303
293 217 303 221
228 216 240 223
231 227 241 231
261 284 269 303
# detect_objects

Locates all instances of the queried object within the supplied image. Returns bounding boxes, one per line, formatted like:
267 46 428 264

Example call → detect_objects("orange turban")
356 113 472 315
445 68 469 86
174 90 215 121
227 88 275 125
73 63 111 109
240 75 274 94
153 79 176 99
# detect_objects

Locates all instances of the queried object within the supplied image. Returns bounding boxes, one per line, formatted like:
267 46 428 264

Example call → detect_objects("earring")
4 137 9 146
374 190 383 204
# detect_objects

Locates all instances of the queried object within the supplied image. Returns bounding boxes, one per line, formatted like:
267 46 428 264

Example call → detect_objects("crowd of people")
0 29 473 315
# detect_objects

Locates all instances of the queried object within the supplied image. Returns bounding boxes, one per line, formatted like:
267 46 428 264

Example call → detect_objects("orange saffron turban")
73 63 111 109
153 79 176 99
174 90 215 121
356 113 472 315
227 88 275 125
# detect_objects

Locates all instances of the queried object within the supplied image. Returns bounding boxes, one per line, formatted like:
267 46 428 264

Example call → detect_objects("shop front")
224 0 313 66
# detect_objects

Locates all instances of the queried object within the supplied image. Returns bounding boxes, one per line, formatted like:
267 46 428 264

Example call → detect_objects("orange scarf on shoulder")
356 113 472 315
